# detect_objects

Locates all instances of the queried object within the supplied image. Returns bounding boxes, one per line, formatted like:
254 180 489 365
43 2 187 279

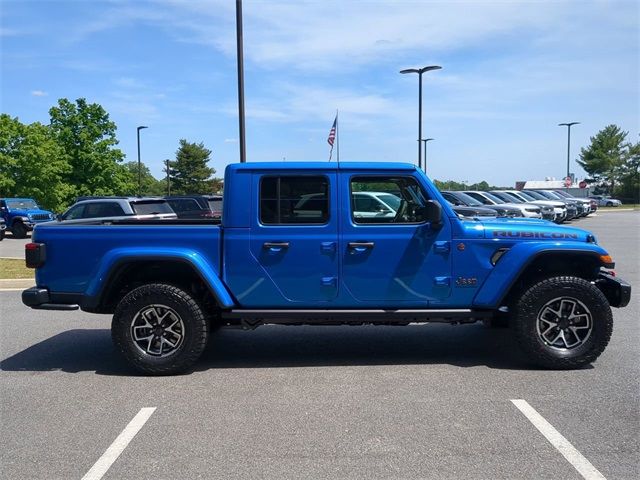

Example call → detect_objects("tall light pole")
400 65 441 169
558 122 579 181
165 159 171 196
136 125 148 196
236 0 246 163
419 138 434 172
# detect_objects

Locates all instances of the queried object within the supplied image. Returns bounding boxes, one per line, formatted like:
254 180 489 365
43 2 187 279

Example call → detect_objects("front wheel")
112 283 209 375
513 276 612 369
11 222 28 239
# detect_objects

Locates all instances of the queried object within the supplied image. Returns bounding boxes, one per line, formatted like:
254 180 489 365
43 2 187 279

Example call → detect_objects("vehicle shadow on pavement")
0 329 131 375
197 324 539 371
0 324 558 375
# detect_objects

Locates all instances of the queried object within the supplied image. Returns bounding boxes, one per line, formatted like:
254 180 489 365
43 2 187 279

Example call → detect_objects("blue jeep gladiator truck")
21 162 630 375
0 198 55 238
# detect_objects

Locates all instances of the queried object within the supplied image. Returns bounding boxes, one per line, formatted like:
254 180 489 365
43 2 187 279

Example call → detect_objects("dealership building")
514 178 593 197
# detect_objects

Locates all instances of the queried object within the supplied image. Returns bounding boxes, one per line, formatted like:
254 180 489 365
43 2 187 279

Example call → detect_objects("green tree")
123 161 166 196
0 114 74 211
577 125 629 193
616 140 640 203
171 139 215 194
49 98 134 197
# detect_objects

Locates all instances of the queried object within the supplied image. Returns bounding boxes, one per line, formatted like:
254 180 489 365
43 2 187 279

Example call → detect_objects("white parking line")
81 407 156 480
511 399 606 480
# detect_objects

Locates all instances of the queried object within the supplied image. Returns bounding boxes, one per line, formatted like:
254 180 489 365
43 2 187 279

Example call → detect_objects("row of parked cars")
0 195 223 239
442 189 606 223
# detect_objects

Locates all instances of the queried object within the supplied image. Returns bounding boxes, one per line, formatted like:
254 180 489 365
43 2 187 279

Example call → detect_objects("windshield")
528 190 554 200
516 191 538 201
553 190 571 198
131 201 174 215
504 192 527 203
6 199 39 209
482 192 506 204
540 190 563 200
492 192 522 203
451 192 483 206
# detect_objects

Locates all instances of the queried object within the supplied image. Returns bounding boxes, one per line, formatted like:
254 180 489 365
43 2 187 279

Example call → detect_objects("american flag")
327 116 337 147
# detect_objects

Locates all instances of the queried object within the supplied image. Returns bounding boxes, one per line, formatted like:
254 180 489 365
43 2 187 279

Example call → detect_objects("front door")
250 173 339 304
341 173 452 306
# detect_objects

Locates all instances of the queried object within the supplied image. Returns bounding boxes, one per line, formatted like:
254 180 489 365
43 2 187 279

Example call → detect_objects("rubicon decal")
492 231 579 239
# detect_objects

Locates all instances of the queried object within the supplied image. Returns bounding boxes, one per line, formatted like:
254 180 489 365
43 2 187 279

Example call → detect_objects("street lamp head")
137 125 148 131
558 122 580 127
400 65 442 75
425 138 434 142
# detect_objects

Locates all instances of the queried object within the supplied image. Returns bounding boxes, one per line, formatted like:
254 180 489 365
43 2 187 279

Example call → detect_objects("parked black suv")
165 195 223 220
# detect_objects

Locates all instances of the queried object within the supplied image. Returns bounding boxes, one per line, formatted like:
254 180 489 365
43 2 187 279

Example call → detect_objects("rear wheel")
11 222 27 239
112 283 209 375
513 276 612 369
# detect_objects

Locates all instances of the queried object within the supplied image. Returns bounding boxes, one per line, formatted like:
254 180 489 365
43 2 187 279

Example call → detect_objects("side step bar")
221 309 492 328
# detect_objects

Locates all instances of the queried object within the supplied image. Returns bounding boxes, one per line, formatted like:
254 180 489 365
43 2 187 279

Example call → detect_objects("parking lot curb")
597 208 637 212
0 278 34 290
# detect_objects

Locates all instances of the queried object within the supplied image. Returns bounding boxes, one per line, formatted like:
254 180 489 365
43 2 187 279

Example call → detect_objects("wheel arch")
84 253 235 313
474 246 609 309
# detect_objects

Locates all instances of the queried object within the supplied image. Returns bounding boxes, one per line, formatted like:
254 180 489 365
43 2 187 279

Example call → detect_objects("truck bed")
32 222 223 299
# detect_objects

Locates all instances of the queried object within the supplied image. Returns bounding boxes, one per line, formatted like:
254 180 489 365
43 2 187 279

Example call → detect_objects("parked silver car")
59 197 177 224
589 195 622 207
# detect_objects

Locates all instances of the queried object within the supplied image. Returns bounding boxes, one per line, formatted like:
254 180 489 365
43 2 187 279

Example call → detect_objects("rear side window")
83 202 126 218
167 199 201 213
260 176 329 225
132 201 174 215
62 204 85 220
207 198 222 213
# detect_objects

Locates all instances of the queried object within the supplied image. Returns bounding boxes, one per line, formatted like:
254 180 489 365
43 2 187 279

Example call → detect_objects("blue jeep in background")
21 162 631 375
0 198 55 238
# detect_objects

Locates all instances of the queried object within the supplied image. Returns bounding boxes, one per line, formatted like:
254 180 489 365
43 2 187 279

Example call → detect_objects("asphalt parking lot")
1 212 638 480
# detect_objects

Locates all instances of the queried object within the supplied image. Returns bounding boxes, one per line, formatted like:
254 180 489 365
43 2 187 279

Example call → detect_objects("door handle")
263 242 290 250
348 242 374 252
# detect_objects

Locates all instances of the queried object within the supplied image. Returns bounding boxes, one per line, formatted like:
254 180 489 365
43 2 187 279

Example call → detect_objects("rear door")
249 173 339 304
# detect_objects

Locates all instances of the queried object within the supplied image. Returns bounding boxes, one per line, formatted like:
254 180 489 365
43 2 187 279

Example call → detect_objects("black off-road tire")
0 230 4 241
11 222 28 239
112 283 209 375
513 276 612 369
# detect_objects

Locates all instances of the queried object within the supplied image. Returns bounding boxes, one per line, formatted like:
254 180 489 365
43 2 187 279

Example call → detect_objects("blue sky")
2 0 638 185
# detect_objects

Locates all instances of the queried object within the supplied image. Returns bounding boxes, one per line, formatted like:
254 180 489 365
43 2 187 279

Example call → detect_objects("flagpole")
336 109 340 162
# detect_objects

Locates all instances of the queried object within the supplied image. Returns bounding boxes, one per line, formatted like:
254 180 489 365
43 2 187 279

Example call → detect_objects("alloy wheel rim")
130 304 185 357
536 297 593 351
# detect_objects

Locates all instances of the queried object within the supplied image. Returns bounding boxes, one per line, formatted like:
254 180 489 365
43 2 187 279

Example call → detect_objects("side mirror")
418 200 442 228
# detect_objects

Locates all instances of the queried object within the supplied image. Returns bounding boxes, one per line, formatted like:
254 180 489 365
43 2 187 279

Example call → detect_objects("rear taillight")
25 242 46 268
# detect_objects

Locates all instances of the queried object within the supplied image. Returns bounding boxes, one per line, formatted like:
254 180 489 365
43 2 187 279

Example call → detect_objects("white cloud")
224 138 237 143
30 90 48 96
